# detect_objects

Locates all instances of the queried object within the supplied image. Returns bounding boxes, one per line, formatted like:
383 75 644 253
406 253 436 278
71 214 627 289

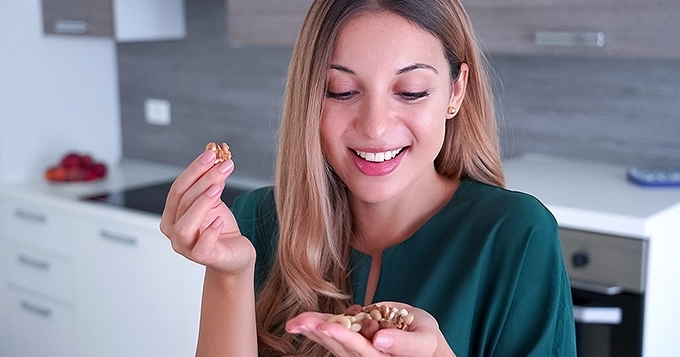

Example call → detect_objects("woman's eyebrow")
397 63 438 75
329 63 438 75
329 64 355 74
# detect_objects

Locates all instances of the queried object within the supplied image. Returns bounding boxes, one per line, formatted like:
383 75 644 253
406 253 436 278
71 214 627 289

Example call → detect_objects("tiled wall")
118 0 680 182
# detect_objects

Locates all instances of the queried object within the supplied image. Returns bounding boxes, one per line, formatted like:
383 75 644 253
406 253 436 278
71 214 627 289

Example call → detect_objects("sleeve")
493 194 577 357
231 186 279 291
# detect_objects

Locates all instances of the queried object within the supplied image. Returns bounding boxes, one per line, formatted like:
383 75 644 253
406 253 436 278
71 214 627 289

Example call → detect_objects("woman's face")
321 11 467 204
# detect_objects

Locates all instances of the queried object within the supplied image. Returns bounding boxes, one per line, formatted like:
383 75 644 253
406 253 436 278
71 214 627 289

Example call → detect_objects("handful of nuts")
205 142 232 164
326 304 415 340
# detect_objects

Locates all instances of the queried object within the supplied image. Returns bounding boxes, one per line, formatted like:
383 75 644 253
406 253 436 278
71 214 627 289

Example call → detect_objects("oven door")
571 284 644 357
559 228 648 357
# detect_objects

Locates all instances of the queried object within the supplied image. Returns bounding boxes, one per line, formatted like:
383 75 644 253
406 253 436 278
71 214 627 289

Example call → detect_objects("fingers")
162 150 217 223
160 150 235 260
172 183 223 246
286 304 445 357
372 328 437 356
190 215 224 262
286 313 378 357
175 159 234 222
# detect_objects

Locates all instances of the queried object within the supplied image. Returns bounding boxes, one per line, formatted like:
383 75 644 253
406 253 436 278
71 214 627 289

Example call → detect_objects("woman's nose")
356 95 394 139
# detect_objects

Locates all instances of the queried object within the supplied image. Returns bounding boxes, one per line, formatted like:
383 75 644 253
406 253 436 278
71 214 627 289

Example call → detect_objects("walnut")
205 142 232 164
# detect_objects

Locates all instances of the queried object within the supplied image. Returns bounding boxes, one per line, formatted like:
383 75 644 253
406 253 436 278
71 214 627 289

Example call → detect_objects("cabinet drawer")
3 244 74 303
1 200 71 255
5 289 76 357
73 217 186 356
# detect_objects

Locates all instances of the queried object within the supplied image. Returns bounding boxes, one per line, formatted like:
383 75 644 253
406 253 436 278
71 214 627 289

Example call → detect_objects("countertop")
0 158 271 228
504 153 680 238
4 154 679 239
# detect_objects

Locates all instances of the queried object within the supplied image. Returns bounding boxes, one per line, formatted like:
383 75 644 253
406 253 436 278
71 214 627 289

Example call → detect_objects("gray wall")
118 0 289 181
118 0 680 182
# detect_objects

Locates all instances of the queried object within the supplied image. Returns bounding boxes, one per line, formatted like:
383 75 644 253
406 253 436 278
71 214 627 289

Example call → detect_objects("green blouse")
232 179 576 356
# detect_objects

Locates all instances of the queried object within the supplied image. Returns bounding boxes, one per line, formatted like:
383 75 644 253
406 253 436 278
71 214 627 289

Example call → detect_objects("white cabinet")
1 197 72 255
0 188 204 357
72 214 187 356
42 0 186 42
0 196 76 357
5 290 77 357
0 217 5 357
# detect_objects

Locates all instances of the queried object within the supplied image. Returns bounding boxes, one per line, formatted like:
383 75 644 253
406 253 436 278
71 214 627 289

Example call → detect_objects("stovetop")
82 181 250 215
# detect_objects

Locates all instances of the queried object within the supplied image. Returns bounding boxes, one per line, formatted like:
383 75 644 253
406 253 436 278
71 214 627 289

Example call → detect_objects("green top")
232 179 577 356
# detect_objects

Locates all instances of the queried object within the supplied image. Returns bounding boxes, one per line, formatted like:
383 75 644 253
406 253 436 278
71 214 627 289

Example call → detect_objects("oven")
559 228 647 357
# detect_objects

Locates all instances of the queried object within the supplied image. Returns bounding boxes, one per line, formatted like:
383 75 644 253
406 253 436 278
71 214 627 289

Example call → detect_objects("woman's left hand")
285 302 456 357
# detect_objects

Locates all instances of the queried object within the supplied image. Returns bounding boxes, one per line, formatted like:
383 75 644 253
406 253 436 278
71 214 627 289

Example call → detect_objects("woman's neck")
350 174 460 256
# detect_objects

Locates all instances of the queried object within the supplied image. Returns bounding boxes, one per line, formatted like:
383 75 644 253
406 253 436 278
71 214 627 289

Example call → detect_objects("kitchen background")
1 0 679 184
2 1 680 356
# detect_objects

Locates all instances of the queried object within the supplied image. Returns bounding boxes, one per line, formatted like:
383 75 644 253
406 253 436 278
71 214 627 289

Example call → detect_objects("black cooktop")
83 181 250 215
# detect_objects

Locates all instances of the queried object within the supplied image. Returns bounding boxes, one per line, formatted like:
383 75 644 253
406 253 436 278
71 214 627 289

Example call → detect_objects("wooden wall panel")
465 1 680 59
117 1 680 183
227 0 310 47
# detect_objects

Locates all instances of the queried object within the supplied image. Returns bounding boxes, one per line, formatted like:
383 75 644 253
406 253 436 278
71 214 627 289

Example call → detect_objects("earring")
447 106 457 118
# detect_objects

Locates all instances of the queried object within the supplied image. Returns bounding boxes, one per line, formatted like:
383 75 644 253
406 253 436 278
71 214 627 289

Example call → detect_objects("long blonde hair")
256 0 504 355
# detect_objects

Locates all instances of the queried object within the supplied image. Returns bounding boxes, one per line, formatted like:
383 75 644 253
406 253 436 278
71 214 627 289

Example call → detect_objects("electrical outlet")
144 98 171 126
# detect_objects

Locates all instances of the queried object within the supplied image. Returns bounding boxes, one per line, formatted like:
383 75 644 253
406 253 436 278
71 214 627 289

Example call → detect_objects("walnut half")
205 142 232 164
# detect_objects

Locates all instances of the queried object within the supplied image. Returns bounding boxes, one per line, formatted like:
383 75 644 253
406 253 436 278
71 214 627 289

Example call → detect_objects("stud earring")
447 106 458 118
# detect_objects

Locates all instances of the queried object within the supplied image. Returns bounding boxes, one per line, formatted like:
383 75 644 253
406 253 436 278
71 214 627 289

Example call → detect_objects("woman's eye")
326 91 358 100
398 91 430 101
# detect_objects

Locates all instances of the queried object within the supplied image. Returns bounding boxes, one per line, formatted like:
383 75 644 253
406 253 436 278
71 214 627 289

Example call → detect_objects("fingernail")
318 326 332 337
206 184 220 197
210 216 223 228
288 325 309 334
217 160 233 173
201 151 216 165
373 334 393 350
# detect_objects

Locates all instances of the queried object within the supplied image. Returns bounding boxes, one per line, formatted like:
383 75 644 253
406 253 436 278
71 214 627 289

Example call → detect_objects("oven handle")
573 305 622 325
570 279 623 295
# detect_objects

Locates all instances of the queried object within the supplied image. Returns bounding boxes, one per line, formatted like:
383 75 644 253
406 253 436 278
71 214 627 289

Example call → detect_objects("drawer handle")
100 230 138 246
53 19 89 34
14 209 47 223
534 31 606 48
20 300 52 318
17 254 51 271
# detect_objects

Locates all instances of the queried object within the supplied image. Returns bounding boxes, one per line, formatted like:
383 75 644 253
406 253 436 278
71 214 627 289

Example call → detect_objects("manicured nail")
206 184 220 197
201 151 216 164
373 334 393 350
287 324 309 334
210 216 223 228
217 159 233 173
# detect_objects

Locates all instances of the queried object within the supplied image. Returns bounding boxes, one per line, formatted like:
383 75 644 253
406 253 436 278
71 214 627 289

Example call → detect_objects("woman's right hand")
160 150 255 274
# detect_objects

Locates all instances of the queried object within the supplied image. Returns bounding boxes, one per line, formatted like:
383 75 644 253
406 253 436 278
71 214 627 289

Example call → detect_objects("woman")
160 0 576 356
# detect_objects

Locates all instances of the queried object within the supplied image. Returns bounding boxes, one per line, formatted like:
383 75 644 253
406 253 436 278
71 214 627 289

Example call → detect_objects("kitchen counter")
0 157 271 228
504 153 680 239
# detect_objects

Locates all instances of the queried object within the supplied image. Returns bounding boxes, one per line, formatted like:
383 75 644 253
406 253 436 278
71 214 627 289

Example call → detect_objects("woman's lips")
351 147 406 176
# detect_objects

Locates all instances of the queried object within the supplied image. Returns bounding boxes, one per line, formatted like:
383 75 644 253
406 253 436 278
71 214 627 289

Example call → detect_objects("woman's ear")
446 62 469 119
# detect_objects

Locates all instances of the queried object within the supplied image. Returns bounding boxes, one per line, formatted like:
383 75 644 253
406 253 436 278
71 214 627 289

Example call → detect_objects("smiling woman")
320 11 464 202
159 1 576 356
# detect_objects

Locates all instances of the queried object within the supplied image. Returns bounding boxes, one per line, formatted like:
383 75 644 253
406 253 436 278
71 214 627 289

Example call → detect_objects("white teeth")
355 148 402 162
